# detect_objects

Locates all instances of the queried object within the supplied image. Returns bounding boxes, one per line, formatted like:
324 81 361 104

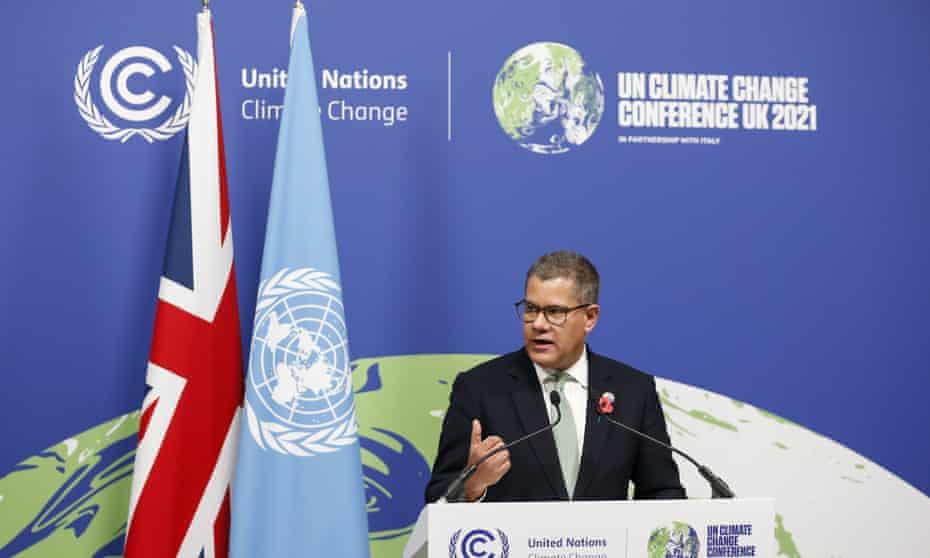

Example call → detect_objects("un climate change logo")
74 45 195 143
493 42 604 154
449 528 510 558
648 522 700 558
245 268 358 457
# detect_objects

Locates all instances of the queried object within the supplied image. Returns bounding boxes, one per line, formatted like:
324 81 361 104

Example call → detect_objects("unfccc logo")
449 528 510 558
74 45 196 143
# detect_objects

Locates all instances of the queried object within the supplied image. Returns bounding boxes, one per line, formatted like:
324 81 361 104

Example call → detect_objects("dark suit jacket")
425 348 685 502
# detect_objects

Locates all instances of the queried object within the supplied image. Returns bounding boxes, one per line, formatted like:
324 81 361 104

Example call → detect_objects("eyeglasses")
514 299 592 326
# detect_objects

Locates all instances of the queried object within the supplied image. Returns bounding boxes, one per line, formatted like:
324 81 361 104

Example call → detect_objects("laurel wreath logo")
246 267 358 457
73 45 196 143
254 268 341 315
449 529 461 558
245 400 358 457
448 529 510 558
500 530 511 557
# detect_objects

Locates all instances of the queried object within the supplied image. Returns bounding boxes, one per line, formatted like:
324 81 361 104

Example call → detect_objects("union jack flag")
125 9 243 558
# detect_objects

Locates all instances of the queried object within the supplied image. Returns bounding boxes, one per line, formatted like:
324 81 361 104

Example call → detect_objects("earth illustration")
648 521 700 558
493 42 604 154
1 354 929 557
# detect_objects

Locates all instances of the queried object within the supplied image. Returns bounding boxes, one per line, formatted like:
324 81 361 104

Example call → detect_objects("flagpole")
290 1 305 45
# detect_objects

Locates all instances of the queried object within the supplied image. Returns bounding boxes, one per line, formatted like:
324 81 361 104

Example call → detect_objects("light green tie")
546 372 579 498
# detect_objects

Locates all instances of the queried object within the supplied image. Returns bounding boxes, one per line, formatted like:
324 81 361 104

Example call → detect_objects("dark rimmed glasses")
514 299 592 326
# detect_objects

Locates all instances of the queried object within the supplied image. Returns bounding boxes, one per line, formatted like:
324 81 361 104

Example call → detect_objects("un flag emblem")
244 268 358 457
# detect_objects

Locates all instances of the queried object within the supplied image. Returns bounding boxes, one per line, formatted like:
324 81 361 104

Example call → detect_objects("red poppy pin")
597 392 615 415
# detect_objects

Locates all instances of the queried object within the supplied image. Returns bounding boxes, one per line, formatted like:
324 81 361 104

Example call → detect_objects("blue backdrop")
1 0 928 555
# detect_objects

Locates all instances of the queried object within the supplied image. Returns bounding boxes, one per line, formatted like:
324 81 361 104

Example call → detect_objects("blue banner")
229 6 370 557
0 0 928 556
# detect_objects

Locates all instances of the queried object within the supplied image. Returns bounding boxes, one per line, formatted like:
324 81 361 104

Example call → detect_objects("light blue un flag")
230 4 371 557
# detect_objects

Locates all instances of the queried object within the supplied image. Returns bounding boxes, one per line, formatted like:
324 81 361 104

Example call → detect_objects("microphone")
440 390 563 502
594 392 735 499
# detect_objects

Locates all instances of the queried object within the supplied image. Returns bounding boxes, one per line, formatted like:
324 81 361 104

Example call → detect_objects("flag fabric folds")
229 4 371 557
125 8 243 558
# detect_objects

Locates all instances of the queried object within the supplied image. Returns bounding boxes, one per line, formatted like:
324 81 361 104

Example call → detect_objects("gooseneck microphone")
595 396 735 498
440 390 563 502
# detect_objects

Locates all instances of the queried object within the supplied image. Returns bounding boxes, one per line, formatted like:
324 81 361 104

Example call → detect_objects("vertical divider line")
447 51 452 142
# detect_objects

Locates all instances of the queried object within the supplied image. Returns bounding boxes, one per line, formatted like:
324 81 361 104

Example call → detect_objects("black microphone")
594 393 735 498
440 390 563 502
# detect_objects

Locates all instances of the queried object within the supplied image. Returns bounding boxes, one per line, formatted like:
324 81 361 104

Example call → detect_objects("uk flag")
124 9 243 558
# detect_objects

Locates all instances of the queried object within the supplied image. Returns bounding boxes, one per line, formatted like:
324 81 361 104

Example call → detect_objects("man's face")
522 275 600 371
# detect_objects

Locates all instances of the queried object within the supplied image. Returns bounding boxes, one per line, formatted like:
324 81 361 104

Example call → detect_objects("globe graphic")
493 42 604 154
250 290 354 429
648 522 700 558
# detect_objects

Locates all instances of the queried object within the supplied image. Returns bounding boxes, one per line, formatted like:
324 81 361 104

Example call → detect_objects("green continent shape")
545 43 584 80
659 391 739 432
647 526 671 558
493 53 540 140
353 354 494 558
0 412 138 557
775 513 801 558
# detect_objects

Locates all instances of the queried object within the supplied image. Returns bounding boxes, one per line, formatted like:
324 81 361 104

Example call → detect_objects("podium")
403 498 774 558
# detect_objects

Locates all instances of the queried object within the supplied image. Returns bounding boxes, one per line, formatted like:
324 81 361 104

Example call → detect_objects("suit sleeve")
631 377 686 499
424 372 481 503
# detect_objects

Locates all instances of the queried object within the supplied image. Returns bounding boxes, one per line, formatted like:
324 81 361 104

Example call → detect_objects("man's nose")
531 312 550 330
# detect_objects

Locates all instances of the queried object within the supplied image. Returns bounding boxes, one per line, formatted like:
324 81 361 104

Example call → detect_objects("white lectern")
404 498 773 558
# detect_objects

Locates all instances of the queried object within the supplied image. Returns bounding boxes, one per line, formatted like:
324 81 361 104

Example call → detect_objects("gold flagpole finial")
295 0 305 10
202 0 209 11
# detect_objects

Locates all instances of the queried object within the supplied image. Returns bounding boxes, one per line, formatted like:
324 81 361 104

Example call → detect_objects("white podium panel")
405 498 774 558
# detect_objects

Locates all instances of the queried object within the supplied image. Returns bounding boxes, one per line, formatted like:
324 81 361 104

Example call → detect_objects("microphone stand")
598 411 735 498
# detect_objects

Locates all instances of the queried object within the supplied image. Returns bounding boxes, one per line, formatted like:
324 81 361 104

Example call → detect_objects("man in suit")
425 251 684 502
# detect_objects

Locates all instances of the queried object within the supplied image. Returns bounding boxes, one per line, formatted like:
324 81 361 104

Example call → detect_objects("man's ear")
584 304 600 333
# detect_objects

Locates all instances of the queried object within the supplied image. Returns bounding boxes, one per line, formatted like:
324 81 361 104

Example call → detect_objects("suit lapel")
508 352 567 499
574 351 613 498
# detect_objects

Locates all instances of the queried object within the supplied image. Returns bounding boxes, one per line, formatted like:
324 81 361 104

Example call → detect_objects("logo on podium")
449 528 510 558
647 521 700 558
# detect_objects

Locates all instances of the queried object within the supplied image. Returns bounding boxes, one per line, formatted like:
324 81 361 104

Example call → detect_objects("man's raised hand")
463 419 511 502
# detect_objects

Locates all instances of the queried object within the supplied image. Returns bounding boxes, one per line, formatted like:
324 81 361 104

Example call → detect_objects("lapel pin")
597 392 615 415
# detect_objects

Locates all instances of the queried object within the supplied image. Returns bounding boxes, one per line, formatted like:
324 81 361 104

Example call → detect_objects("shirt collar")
532 346 589 388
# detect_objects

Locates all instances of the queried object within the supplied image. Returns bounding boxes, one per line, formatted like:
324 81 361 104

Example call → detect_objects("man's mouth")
531 339 554 348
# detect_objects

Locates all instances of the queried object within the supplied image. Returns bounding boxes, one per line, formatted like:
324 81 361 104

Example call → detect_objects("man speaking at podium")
425 251 685 503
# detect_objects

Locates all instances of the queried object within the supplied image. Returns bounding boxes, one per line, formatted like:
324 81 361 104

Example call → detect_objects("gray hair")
525 251 600 304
